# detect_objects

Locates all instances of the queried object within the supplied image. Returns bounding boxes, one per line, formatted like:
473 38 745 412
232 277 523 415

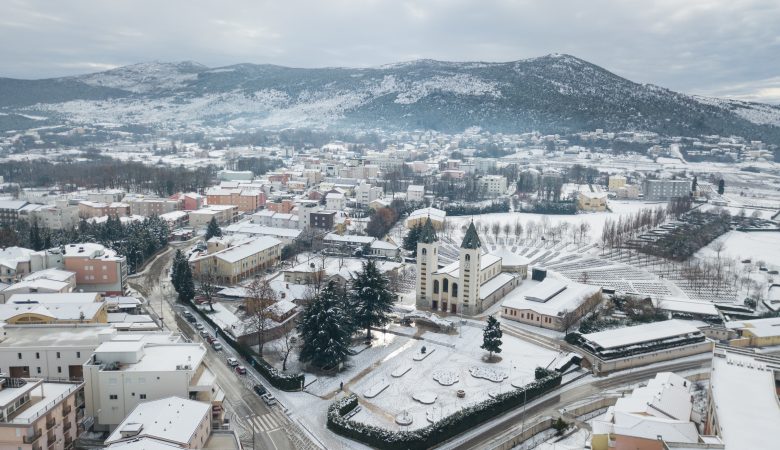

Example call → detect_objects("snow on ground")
533 428 590 450
695 230 780 267
447 201 666 244
347 325 559 431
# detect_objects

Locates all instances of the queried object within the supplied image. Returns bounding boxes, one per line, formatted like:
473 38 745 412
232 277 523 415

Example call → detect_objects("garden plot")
347 325 558 431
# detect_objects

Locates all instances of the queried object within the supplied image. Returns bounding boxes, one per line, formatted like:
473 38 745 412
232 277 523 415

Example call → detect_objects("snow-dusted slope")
1 54 779 141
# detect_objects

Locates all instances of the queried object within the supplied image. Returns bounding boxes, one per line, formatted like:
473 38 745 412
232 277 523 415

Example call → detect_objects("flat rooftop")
581 319 701 350
710 351 780 449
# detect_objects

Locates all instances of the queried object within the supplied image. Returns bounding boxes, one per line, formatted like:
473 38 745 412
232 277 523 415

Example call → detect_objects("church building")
415 218 525 315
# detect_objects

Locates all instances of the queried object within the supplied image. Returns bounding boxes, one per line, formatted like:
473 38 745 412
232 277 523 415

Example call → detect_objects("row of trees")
600 206 668 250
0 159 215 196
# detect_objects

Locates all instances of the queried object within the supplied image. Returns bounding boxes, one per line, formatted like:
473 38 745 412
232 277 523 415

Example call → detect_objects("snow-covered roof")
594 372 699 444
581 319 701 350
0 302 104 321
371 240 399 250
489 247 530 266
324 233 375 244
710 350 780 449
502 278 600 317
654 297 719 317
211 237 281 264
7 292 100 304
479 273 516 300
406 207 446 222
0 246 35 269
224 223 302 239
23 268 74 282
726 316 780 337
105 397 210 446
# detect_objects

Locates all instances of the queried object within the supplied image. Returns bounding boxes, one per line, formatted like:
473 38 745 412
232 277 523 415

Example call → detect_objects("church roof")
418 217 438 244
461 222 481 249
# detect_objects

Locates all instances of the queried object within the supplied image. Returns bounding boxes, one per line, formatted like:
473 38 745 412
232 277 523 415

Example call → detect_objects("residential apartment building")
77 201 131 219
577 190 609 211
188 205 239 229
124 197 181 217
0 377 84 450
189 236 282 285
354 182 384 207
103 396 240 449
407 185 425 202
643 179 692 200
62 243 127 295
19 204 80 230
478 175 508 197
86 190 125 204
310 211 336 230
608 175 627 191
0 200 28 225
206 188 266 213
83 340 224 430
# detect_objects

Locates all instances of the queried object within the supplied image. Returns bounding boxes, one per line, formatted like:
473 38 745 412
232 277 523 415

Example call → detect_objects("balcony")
63 420 72 432
62 404 72 416
45 417 56 430
23 429 42 444
64 436 73 450
32 444 42 450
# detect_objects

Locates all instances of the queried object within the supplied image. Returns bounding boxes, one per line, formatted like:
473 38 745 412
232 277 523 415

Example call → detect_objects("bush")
564 332 581 345
327 368 562 450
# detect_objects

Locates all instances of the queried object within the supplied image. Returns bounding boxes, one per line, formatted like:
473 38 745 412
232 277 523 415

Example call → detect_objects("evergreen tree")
350 259 396 341
402 223 422 256
205 217 222 240
171 249 186 292
691 176 698 192
177 263 196 304
29 220 43 251
717 179 725 195
298 281 352 369
481 315 503 359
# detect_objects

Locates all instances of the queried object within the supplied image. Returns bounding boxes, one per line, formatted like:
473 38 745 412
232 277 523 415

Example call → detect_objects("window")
421 248 427 256
465 254 470 262
57 367 62 373
140 394 147 399
56 352 60 359
76 352 81 358
433 280 439 294
35 352 40 359
37 367 41 374
109 395 118 400
452 283 458 297
443 279 449 293
17 353 21 359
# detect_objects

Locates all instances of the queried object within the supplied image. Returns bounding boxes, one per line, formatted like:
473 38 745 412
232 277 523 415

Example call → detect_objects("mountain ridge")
1 54 779 143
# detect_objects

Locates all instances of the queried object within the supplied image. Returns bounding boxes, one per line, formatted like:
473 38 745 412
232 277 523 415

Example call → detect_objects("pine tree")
205 217 222 240
350 259 396 341
717 179 725 195
174 258 195 304
402 223 422 256
691 176 698 192
171 249 185 292
481 315 503 360
298 281 352 369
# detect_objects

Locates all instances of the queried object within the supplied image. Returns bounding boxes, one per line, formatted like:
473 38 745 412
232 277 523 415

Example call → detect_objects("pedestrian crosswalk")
247 412 281 432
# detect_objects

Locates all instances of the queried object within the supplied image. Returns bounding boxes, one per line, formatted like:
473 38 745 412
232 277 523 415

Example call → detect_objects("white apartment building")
83 339 223 430
478 175 508 197
407 185 425 202
354 182 384 207
104 397 213 448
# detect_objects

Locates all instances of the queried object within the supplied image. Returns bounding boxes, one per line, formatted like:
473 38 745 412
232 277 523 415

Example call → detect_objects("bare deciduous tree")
245 278 278 356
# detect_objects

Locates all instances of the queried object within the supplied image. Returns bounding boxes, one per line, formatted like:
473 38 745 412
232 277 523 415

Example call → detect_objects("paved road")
130 241 319 450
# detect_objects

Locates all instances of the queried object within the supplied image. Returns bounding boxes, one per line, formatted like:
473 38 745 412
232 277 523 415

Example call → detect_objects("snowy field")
695 231 780 267
447 200 666 245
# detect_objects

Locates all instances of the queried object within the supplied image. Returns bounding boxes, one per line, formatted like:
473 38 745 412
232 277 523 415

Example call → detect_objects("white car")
226 357 239 367
213 342 223 351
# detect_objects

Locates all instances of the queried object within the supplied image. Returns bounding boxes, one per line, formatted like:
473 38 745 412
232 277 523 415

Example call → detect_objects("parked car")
212 342 223 351
199 330 209 337
205 334 215 343
253 384 267 396
185 314 197 323
235 365 247 375
261 393 276 406
194 322 205 331
226 357 239 367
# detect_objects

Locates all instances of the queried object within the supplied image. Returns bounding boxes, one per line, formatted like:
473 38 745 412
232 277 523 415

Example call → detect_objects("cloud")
0 0 778 103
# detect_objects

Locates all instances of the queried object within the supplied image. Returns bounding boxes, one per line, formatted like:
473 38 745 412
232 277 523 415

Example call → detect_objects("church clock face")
464 260 470 269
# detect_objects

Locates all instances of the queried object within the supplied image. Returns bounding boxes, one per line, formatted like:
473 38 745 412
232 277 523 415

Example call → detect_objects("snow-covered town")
2 2 780 450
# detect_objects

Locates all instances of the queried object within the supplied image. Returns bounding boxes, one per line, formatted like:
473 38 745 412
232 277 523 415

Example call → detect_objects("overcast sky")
2 0 779 103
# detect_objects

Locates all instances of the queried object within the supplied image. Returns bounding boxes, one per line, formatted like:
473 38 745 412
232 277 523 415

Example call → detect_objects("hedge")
188 301 305 391
327 368 562 450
